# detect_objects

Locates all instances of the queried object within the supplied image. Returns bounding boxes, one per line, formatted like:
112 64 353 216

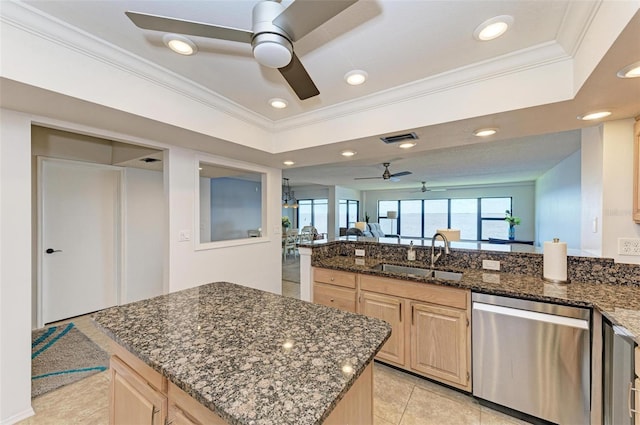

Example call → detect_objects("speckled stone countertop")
93 282 391 425
313 256 640 343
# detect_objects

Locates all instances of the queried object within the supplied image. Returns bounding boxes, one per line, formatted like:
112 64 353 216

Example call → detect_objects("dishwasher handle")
473 302 589 330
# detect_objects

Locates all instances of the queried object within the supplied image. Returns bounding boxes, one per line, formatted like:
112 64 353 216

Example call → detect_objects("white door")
40 158 121 325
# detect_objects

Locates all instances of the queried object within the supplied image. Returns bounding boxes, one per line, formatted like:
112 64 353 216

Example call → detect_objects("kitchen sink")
375 264 463 281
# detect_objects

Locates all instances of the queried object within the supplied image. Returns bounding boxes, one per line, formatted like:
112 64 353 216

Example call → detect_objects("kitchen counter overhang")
93 281 391 425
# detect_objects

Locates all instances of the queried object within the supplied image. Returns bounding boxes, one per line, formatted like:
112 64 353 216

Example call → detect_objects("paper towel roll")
543 238 568 282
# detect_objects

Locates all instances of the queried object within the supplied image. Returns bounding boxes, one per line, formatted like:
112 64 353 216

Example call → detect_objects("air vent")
140 158 161 163
380 132 418 144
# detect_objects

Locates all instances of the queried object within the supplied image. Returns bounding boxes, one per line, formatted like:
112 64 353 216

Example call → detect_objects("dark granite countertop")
93 281 391 425
313 256 640 343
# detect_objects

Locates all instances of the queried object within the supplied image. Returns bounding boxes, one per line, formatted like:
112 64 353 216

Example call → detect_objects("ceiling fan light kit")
252 33 293 68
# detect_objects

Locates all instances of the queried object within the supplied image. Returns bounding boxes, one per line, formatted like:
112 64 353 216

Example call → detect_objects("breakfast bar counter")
93 281 391 425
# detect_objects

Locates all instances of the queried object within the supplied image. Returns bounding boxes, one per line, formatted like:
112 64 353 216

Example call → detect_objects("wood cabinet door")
410 302 470 390
110 356 167 425
168 382 226 425
359 291 405 367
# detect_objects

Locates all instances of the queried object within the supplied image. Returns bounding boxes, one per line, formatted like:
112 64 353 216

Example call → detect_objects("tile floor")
19 284 530 425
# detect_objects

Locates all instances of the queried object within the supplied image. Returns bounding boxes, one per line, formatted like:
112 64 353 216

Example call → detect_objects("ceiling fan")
355 163 412 181
125 0 358 100
412 181 447 192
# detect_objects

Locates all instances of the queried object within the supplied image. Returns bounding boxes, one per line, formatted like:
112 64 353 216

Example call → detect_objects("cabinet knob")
330 299 335 302
330 277 335 281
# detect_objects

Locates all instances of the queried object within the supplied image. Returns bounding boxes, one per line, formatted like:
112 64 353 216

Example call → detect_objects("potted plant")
282 216 291 230
504 210 521 240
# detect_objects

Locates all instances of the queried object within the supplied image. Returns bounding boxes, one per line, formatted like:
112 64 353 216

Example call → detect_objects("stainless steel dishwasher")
472 293 591 424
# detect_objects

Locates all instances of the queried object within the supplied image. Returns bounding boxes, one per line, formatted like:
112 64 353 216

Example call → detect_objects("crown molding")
0 0 275 132
271 40 572 133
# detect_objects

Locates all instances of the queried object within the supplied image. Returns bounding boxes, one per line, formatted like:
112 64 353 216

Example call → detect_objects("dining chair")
283 228 299 260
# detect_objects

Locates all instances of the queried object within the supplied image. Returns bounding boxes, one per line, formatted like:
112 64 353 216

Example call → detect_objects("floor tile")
374 364 415 424
374 414 397 425
399 386 481 425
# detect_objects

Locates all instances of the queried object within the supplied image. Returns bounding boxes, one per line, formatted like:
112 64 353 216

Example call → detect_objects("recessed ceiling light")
578 111 612 121
398 142 416 149
473 15 513 41
344 70 368 86
269 98 288 109
341 150 356 157
162 34 197 55
283 160 295 166
617 61 640 78
473 128 498 137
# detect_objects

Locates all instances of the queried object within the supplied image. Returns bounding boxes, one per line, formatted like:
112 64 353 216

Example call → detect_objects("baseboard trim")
0 406 35 425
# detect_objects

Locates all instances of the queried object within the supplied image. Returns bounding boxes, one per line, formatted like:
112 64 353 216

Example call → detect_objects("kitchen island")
93 281 391 425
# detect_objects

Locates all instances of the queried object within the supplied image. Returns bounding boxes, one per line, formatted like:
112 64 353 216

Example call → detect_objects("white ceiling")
3 1 640 191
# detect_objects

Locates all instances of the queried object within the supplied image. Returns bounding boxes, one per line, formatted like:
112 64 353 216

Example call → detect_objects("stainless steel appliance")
603 319 636 425
472 293 591 424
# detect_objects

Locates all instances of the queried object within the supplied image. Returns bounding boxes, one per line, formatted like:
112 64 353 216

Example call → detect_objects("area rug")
31 322 109 398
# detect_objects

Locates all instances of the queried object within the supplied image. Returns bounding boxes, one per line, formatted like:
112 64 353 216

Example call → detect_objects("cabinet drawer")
314 268 356 289
360 274 467 310
314 282 357 313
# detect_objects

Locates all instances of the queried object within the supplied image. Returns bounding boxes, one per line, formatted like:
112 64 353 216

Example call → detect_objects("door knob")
45 248 62 254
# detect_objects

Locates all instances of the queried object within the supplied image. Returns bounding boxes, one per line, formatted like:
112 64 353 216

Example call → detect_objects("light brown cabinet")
359 291 406 367
358 274 471 392
313 268 357 313
410 302 469 388
110 351 167 425
110 340 373 424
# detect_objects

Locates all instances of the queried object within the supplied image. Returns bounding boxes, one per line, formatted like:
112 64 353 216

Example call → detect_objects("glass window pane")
481 198 512 218
451 199 478 240
482 220 509 239
348 201 358 228
297 200 312 229
424 199 448 237
338 200 347 228
313 199 328 234
377 201 397 221
400 200 422 237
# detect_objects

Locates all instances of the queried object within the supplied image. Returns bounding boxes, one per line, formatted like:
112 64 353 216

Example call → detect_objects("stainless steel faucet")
430 232 450 269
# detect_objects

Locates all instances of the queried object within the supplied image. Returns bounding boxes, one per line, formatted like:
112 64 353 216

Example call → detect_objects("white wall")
0 109 283 424
363 183 536 241
123 168 164 303
168 148 282 294
601 119 640 263
0 110 34 423
535 150 582 249
581 126 604 256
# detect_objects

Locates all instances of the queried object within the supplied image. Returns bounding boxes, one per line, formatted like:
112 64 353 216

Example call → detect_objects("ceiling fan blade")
390 171 412 178
354 176 382 180
125 11 253 44
273 0 359 41
278 53 320 100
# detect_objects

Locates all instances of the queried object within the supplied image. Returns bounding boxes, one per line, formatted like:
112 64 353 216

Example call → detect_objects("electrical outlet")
355 249 365 257
618 238 640 256
482 260 500 271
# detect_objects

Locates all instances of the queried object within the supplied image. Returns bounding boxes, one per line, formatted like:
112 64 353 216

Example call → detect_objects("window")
338 200 359 228
377 197 513 240
378 200 399 234
297 199 328 234
424 199 448 236
451 199 478 240
400 200 422 237
481 198 512 240
198 161 264 244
